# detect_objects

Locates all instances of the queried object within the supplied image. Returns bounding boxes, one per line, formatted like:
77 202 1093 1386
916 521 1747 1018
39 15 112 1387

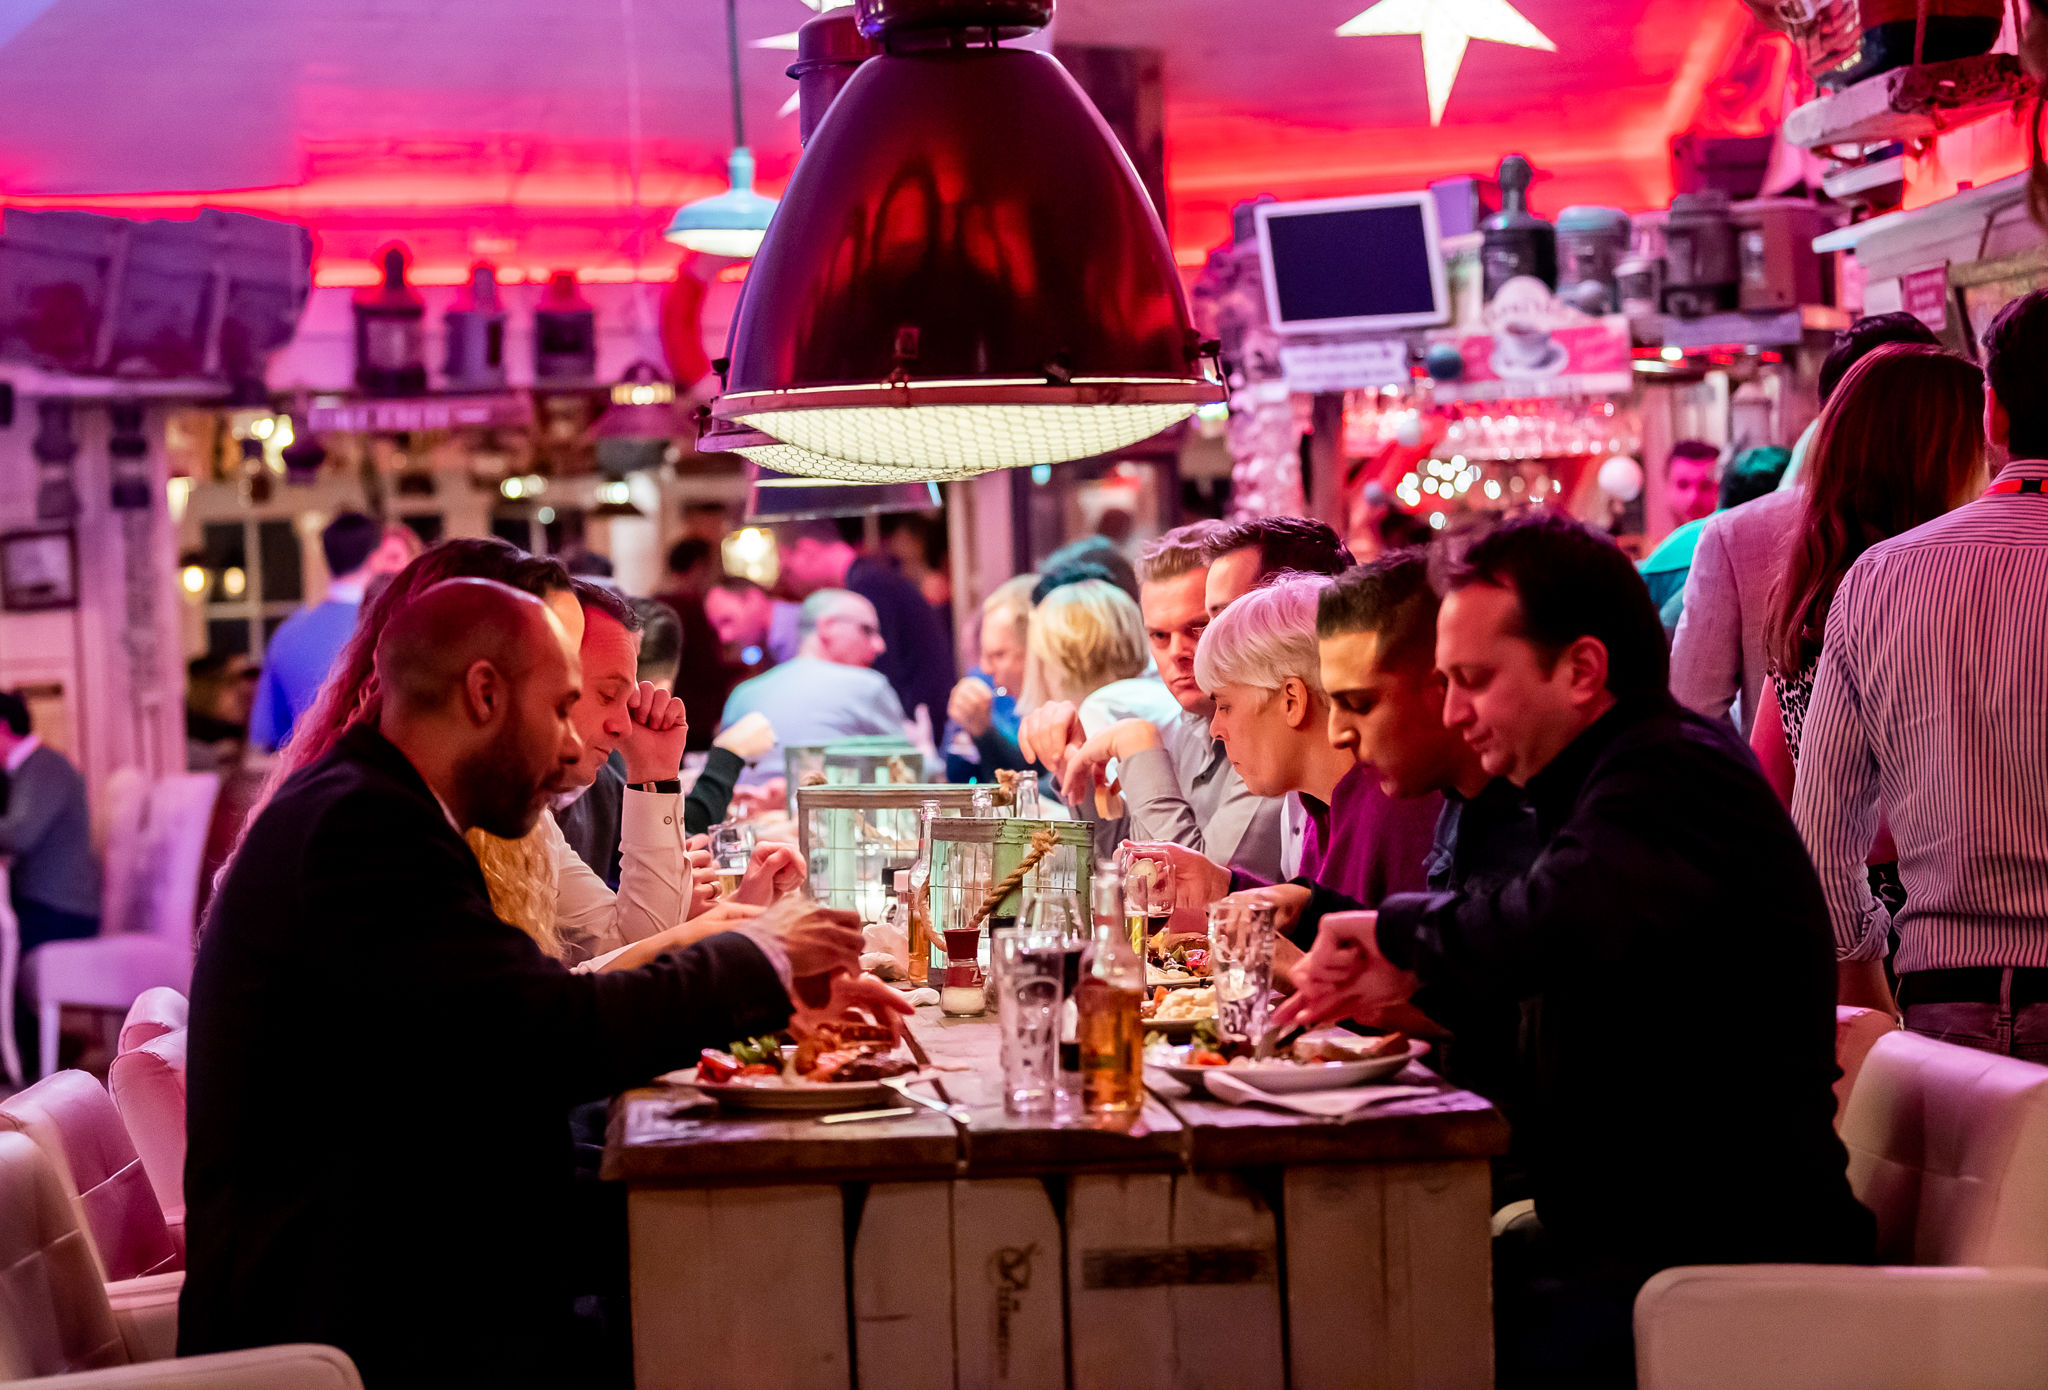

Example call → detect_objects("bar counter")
606 1007 1508 1390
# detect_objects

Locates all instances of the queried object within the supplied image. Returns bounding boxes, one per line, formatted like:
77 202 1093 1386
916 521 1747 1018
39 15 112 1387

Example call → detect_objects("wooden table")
606 1008 1507 1390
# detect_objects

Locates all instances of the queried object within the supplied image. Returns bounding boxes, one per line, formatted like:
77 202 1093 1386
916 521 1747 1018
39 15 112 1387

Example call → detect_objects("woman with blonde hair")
1022 578 1180 738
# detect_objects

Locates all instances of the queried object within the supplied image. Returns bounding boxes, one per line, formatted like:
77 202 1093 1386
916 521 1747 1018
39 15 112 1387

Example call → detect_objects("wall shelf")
1784 54 2028 151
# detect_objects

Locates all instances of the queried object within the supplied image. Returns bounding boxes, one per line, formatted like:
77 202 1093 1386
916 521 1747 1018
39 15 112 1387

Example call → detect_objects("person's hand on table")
760 899 864 991
1271 910 1420 1032
1017 700 1084 782
1122 840 1231 932
733 841 806 905
713 711 776 763
595 901 765 971
948 677 996 737
791 970 916 1041
1059 718 1162 808
622 682 688 783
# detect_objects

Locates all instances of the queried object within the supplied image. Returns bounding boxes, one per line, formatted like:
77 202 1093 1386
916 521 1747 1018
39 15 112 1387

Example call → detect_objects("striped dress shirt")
1792 458 2048 972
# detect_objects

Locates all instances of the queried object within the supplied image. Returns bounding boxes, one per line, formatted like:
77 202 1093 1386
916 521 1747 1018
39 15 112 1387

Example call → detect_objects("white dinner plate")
1146 965 1208 988
676 1067 898 1112
1156 1039 1430 1094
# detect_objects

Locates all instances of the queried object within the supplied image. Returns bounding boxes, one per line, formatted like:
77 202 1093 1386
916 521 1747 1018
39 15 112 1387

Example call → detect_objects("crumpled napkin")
1198 1070 1439 1118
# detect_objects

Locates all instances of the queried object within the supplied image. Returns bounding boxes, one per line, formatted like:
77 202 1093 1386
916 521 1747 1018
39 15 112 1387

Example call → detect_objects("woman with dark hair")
1753 344 1987 977
1755 344 1989 795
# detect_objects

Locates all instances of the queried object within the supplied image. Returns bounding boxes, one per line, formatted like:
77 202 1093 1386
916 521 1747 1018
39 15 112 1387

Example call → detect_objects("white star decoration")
1338 0 1556 125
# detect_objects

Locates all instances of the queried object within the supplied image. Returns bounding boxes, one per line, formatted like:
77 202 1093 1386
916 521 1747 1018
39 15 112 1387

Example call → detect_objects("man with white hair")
719 588 907 785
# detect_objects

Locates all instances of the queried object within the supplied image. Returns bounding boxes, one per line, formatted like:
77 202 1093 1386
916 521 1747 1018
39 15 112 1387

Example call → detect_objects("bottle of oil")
1078 863 1144 1115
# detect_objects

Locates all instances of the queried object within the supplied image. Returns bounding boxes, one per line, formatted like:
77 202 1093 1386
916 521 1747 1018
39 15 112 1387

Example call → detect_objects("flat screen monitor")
1253 192 1451 335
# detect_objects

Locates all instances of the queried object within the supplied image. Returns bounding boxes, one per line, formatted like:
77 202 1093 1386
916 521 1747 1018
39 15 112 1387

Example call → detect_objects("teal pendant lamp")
665 0 779 258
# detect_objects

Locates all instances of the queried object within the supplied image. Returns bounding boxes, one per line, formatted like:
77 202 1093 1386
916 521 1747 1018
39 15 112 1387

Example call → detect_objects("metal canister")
1555 206 1631 315
1661 191 1738 318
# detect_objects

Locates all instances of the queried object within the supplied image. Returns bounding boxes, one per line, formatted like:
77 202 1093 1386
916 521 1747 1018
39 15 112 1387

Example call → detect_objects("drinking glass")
1121 849 1176 954
993 931 1066 1117
1207 899 1278 1049
709 822 751 898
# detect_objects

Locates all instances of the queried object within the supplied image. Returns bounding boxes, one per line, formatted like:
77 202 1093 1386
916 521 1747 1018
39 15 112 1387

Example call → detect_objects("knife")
884 1075 974 1125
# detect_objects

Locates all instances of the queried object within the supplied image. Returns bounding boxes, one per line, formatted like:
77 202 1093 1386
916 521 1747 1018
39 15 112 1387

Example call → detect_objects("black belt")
1897 967 2048 1008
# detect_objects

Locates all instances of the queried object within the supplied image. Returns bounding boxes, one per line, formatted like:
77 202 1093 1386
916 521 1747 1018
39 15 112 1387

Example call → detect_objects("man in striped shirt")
1793 287 2048 1058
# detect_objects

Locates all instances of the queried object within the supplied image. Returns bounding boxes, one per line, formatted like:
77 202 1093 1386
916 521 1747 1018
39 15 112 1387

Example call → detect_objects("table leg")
1283 1160 1493 1390
628 1184 851 1390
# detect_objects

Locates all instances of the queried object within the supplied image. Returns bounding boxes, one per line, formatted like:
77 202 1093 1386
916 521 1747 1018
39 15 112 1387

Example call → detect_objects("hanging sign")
1427 276 1632 402
1278 338 1411 394
1901 264 1949 332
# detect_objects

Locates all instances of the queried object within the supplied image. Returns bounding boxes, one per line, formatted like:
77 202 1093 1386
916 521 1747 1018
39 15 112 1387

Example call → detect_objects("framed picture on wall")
0 528 79 612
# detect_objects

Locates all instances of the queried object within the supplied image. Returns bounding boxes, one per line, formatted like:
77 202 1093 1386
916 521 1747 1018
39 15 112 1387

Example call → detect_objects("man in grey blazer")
0 690 100 955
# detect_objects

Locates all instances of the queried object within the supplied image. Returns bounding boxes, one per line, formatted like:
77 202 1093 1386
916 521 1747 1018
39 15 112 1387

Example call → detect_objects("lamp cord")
726 0 746 150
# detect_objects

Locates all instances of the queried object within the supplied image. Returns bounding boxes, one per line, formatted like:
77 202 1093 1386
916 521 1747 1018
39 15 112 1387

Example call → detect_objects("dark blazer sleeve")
1375 743 1709 1001
305 791 791 1105
684 746 747 836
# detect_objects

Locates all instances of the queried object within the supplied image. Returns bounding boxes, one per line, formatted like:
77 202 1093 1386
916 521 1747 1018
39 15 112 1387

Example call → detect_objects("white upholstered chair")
108 1028 187 1231
1636 1030 2048 1389
0 1071 181 1286
27 772 218 1078
0 1130 361 1389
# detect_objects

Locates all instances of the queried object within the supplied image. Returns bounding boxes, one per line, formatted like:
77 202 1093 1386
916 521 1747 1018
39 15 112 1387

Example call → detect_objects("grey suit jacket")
1670 488 1803 738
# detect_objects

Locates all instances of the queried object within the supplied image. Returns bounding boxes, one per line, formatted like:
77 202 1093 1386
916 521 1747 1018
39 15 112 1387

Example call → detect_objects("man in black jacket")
182 578 899 1389
1277 514 1872 1389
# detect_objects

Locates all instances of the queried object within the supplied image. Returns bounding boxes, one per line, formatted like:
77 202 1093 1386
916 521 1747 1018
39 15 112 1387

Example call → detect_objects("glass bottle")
1026 860 1089 1077
907 798 940 984
1078 862 1145 1115
970 785 995 818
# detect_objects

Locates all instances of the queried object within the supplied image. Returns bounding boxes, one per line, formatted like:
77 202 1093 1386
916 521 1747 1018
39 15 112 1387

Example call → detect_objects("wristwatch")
627 779 683 794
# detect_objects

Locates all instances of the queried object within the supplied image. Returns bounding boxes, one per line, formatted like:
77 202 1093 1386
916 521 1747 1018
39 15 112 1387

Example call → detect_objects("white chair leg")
39 997 60 1080
0 912 19 1089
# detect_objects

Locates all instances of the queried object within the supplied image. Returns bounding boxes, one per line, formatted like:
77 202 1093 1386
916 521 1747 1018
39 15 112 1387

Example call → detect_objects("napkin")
1199 1071 1438 1118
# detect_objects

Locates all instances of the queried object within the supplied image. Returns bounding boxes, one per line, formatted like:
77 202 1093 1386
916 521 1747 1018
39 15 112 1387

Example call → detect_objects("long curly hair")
1765 345 1986 679
230 537 575 950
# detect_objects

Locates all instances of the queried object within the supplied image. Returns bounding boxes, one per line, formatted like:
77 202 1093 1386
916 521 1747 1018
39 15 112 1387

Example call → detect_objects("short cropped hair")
1719 446 1792 510
1667 439 1720 466
666 538 712 576
799 587 867 637
1195 572 1331 696
0 690 29 737
631 598 682 684
1137 520 1231 585
1984 288 2048 460
1037 535 1140 604
1028 579 1148 701
1317 551 1439 674
981 574 1037 641
1205 516 1353 580
712 575 768 600
1435 511 1669 702
572 577 642 634
321 512 384 578
1821 311 1941 407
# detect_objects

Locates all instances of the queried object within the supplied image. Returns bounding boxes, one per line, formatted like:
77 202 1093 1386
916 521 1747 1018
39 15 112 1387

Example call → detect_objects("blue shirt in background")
250 598 360 750
721 656 908 786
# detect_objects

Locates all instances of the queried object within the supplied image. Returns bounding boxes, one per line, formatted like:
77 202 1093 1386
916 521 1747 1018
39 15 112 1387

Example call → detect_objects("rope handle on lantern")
970 826 1062 929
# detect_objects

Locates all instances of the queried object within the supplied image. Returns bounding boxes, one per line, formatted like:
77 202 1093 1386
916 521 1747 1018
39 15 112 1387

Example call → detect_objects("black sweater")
1376 696 1874 1276
180 724 792 1389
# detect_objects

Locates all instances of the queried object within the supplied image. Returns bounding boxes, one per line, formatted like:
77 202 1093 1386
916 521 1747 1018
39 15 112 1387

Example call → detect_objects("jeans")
1900 969 2048 1065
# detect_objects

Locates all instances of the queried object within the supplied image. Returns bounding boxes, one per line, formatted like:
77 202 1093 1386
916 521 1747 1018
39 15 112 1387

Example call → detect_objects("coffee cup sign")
1430 278 1632 403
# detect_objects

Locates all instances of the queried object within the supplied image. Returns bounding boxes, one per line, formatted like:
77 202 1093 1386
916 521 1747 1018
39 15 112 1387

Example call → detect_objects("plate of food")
1146 936 1211 989
683 1021 920 1111
1140 984 1216 1039
1151 1030 1427 1094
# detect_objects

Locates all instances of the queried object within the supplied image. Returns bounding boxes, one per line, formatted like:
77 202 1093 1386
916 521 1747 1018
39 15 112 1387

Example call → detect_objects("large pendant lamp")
712 0 1221 476
700 405 992 485
665 0 779 258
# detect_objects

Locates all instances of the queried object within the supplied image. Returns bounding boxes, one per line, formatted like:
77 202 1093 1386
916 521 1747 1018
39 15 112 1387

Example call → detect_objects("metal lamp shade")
703 413 992 485
664 147 780 259
591 360 689 441
714 38 1220 473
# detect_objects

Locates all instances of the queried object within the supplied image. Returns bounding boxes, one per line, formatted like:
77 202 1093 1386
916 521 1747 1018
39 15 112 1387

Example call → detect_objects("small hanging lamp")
665 0 779 258
592 360 689 441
